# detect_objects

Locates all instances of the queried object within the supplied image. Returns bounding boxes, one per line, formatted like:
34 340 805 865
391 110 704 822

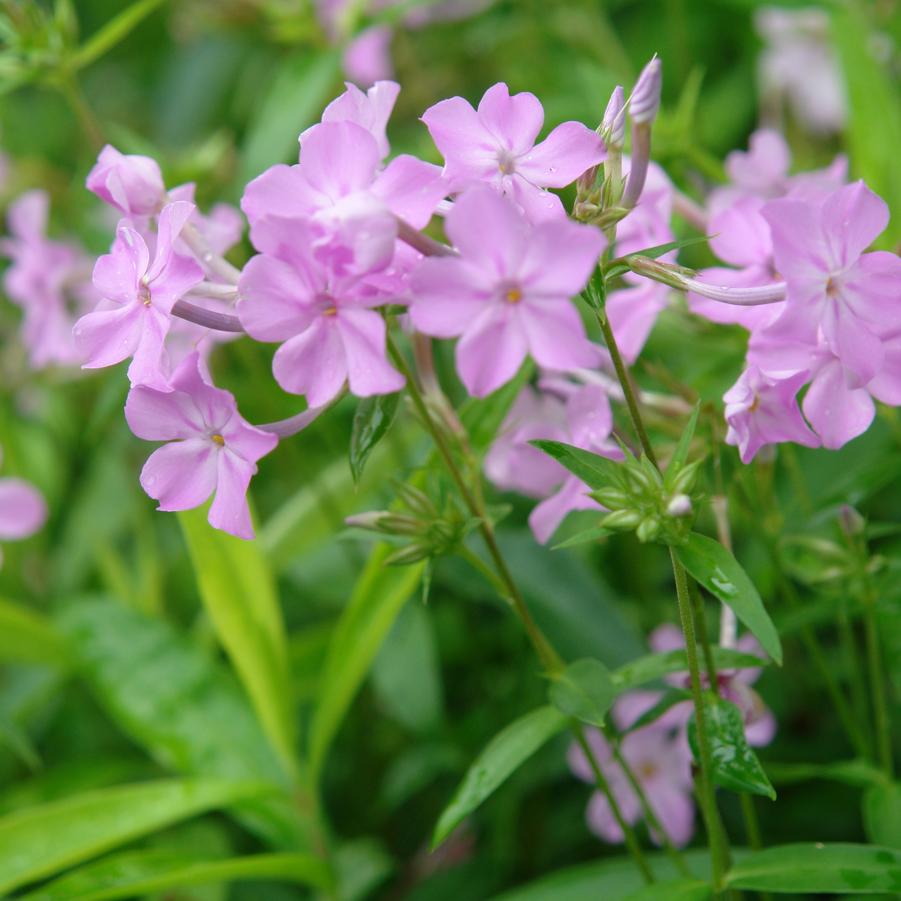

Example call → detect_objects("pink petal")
126 305 171 389
586 784 640 845
868 334 901 405
371 155 446 229
241 164 312 231
0 477 47 540
272 318 347 406
456 305 528 397
318 80 400 159
125 383 206 441
409 257 493 337
840 251 901 326
140 439 218 511
238 254 318 342
520 218 604 297
342 25 393 87
566 729 612 783
649 782 695 848
517 121 605 189
820 301 883 387
208 450 256 540
821 181 890 268
709 196 772 268
476 83 544 155
337 308 405 397
421 96 498 183
506 176 566 223
147 201 196 283
445 186 529 280
219 417 278 465
519 301 596 371
75 303 143 369
528 475 596 544
8 190 49 240
298 121 381 203
803 360 875 450
606 282 668 363
149 252 203 314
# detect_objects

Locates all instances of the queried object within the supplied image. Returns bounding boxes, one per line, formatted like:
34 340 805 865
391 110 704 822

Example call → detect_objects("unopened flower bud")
591 486 631 510
602 509 643 531
670 459 703 495
385 542 432 566
602 85 626 148
86 145 166 216
838 504 865 538
636 516 661 543
630 56 662 125
345 511 389 532
666 494 693 518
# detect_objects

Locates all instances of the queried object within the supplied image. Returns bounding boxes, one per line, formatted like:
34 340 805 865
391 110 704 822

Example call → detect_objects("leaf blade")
548 658 617 727
350 392 401 485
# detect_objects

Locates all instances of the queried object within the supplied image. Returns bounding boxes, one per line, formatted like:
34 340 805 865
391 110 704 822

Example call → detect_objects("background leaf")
863 782 901 850
548 658 617 727
350 393 401 485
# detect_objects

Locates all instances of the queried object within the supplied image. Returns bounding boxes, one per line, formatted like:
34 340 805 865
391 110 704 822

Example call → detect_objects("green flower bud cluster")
592 450 702 545
346 481 480 566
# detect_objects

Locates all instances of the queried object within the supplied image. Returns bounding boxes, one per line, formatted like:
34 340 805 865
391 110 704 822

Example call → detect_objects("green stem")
838 603 871 740
859 570 893 778
575 728 655 884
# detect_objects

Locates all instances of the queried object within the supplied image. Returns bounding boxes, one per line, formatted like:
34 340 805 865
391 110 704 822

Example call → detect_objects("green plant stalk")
837 602 871 742
593 301 730 889
387 333 664 884
574 728 655 884
606 728 692 877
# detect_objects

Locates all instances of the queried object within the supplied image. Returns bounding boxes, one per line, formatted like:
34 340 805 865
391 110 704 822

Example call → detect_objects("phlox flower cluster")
567 625 774 848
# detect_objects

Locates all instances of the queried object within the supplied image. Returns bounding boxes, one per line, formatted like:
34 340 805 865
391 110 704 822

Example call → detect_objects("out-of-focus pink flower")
312 80 401 160
75 201 203 389
755 7 846 135
724 366 819 463
485 382 619 543
343 26 394 87
242 120 444 275
421 83 605 221
761 181 901 386
567 693 695 847
0 446 47 567
238 219 404 406
649 624 776 746
410 187 604 397
0 190 97 369
86 145 167 216
124 353 277 539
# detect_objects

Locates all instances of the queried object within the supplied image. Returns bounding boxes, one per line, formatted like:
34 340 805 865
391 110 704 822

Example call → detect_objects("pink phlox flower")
167 183 244 258
75 201 204 389
308 80 401 159
409 186 604 397
421 82 605 222
86 145 167 217
761 181 901 387
723 365 819 463
238 218 404 406
343 26 394 86
649 623 776 747
124 352 277 539
567 694 695 847
242 120 444 275
0 190 97 368
0 446 47 568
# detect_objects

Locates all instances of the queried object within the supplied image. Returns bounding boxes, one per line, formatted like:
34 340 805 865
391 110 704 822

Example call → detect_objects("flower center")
504 287 523 304
211 433 225 447
138 280 152 307
637 760 658 780
749 394 761 413
497 150 517 175
825 276 841 299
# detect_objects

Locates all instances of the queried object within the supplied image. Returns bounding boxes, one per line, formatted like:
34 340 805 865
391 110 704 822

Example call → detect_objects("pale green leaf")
0 598 69 668
350 392 401 485
863 782 901 850
548 658 617 727
613 647 766 690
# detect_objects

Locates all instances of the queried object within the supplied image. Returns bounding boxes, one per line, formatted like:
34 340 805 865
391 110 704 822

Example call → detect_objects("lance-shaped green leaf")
70 0 167 70
666 402 701 477
350 392 401 485
178 509 297 780
530 440 623 491
623 879 711 901
863 782 901 850
688 694 775 800
675 532 782 665
548 658 617 727
613 647 766 691
0 598 69 668
432 706 568 849
308 543 424 781
551 524 611 550
726 843 901 894
0 779 269 896
19 850 331 900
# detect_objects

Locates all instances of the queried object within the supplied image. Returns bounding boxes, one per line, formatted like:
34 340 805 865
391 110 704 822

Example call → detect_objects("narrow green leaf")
178 509 297 779
0 713 41 771
71 0 167 70
675 533 782 665
551 524 611 550
863 782 901 850
530 440 622 491
432 706 568 849
765 759 885 788
57 599 309 850
726 843 901 894
609 234 711 268
623 879 711 901
308 543 424 781
688 695 775 800
350 393 401 485
613 647 766 691
667 402 701 475
548 658 617 727
239 51 340 186
0 598 69 667
21 850 329 900
0 779 268 896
